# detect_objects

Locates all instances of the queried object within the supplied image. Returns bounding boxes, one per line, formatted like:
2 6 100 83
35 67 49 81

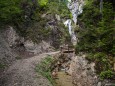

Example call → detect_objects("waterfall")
64 19 72 35
64 19 77 45
68 0 84 24
64 0 84 45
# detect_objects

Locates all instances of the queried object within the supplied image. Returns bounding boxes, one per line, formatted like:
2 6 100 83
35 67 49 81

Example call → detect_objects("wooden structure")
60 45 75 53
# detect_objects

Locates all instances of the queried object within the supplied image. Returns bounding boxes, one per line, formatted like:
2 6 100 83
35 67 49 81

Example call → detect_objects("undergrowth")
0 63 6 69
36 55 55 85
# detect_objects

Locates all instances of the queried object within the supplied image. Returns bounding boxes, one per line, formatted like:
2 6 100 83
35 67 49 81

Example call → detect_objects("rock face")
4 26 24 47
0 26 54 72
4 26 54 55
0 27 17 66
24 40 54 55
69 55 115 86
71 55 98 86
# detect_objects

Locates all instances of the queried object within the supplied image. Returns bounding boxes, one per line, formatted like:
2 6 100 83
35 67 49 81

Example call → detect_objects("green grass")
15 56 21 60
100 70 115 80
36 55 55 85
0 63 6 69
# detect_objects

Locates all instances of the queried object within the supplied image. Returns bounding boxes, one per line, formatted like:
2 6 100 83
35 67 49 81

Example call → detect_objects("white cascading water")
64 0 84 45
64 19 77 45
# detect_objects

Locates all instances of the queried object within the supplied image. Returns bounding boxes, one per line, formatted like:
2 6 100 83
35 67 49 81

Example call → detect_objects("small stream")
51 51 74 86
55 71 73 86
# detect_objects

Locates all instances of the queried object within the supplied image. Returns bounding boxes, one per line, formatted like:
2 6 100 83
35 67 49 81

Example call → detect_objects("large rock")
0 26 18 65
71 55 98 86
4 26 24 46
24 40 54 54
69 55 115 86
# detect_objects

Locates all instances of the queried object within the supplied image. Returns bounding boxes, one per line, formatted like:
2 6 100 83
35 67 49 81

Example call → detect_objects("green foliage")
47 0 71 18
100 70 115 80
36 56 55 85
85 53 95 61
76 1 115 55
0 63 6 69
94 52 111 73
76 0 115 78
15 56 21 60
38 0 48 7
0 0 22 25
25 17 51 43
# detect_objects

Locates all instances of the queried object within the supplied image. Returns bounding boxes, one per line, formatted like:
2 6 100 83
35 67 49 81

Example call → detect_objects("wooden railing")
60 45 75 53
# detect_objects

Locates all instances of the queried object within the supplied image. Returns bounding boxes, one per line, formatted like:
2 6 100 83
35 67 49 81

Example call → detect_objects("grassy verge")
0 63 6 69
36 55 55 85
15 56 21 60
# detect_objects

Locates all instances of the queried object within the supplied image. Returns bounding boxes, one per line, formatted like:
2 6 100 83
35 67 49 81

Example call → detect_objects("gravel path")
0 52 59 86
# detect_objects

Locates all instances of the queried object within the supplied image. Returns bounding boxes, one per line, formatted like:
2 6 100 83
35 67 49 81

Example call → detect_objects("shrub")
100 70 115 80
0 63 6 69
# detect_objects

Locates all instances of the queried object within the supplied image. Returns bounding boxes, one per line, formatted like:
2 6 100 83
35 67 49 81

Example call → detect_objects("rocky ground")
0 52 59 86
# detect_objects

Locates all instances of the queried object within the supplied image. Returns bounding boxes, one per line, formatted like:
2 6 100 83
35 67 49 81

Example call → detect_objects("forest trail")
0 51 59 86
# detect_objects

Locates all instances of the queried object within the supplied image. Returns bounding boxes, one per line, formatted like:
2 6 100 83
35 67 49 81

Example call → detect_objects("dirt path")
0 51 59 86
